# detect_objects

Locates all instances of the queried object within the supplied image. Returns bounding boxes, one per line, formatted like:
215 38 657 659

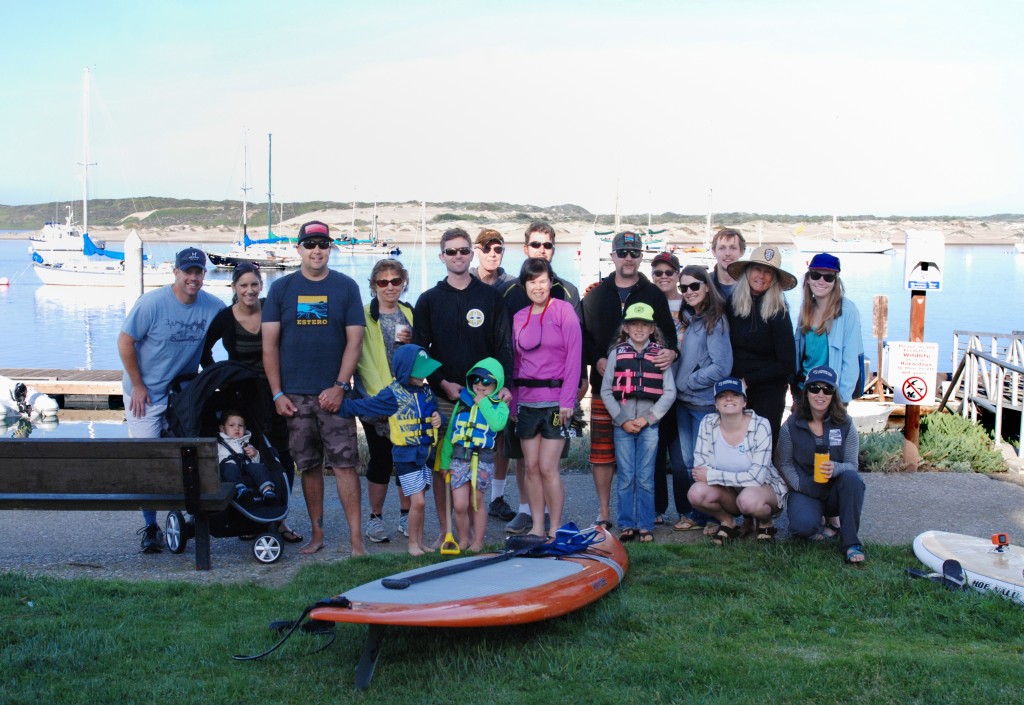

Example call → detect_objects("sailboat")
333 202 401 256
792 215 894 254
32 69 174 287
207 132 301 269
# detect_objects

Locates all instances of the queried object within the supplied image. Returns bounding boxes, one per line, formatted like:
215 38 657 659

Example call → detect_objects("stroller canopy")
165 361 272 439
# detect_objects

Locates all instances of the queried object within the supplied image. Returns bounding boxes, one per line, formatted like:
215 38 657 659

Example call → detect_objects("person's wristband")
272 392 284 402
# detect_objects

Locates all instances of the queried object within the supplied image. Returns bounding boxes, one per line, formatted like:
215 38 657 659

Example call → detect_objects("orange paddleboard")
311 526 628 629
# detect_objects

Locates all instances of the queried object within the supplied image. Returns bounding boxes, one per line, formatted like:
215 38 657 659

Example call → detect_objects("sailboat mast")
241 131 250 238
705 188 713 242
267 133 273 237
81 67 90 235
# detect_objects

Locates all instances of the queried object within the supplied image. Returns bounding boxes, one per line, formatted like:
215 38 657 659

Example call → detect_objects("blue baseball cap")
806 366 838 387
714 377 746 398
808 253 841 272
175 247 206 271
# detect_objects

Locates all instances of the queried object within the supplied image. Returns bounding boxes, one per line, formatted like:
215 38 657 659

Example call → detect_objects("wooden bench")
0 438 233 570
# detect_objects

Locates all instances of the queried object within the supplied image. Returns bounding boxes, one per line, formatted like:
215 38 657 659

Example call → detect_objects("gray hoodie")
674 309 733 408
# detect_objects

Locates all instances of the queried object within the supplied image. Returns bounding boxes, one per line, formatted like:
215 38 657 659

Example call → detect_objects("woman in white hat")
725 245 797 451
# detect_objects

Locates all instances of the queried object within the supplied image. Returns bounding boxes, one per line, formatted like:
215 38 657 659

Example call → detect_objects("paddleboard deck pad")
912 530 1024 606
309 526 628 688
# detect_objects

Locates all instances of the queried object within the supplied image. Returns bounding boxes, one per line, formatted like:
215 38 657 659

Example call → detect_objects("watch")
335 380 352 391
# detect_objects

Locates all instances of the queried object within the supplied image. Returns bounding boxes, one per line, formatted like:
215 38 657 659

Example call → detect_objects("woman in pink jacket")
511 257 582 537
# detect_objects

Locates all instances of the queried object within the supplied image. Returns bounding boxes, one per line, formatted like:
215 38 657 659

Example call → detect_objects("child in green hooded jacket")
439 357 509 551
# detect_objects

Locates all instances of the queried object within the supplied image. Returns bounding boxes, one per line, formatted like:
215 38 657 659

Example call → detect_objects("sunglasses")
808 271 837 283
527 241 554 250
615 249 642 259
652 269 677 277
806 384 835 396
467 374 496 387
375 277 404 288
443 247 472 256
301 240 332 250
679 281 703 292
481 244 504 254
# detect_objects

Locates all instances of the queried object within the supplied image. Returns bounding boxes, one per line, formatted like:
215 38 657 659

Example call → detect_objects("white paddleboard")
913 530 1024 606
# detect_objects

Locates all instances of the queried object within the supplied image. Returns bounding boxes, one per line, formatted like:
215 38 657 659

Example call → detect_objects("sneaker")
365 516 390 543
488 496 517 522
138 524 163 553
398 513 409 538
505 512 533 535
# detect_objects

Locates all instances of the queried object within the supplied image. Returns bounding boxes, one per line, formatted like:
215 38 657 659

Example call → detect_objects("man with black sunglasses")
413 227 514 546
581 231 678 528
263 220 367 557
471 228 516 290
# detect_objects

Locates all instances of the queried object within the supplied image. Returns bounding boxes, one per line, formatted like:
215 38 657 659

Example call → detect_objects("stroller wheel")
165 512 188 554
253 534 283 564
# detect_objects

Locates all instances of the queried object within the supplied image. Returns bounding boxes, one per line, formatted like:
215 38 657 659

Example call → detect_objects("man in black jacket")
581 231 678 528
413 228 514 545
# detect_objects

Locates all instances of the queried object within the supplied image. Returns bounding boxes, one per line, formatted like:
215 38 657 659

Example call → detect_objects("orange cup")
813 452 829 483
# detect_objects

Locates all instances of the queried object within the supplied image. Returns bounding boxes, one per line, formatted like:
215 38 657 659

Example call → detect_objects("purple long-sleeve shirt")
511 298 582 414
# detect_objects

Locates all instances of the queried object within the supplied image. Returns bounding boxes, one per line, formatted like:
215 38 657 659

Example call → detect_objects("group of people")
118 218 867 565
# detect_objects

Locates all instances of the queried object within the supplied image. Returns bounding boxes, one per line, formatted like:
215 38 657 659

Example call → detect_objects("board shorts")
395 461 432 497
515 404 564 440
449 453 495 493
589 397 615 466
285 393 359 472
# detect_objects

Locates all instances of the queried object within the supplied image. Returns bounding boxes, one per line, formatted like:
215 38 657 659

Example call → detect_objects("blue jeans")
614 423 659 532
675 402 714 524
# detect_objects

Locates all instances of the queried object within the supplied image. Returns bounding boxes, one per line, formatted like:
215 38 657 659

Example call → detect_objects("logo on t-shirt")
297 295 328 325
466 308 485 328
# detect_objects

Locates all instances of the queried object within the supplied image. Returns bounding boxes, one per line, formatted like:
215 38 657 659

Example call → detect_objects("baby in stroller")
218 409 276 505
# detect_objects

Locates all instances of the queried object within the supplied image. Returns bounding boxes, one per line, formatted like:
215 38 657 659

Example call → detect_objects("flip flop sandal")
712 524 741 545
941 559 967 591
638 530 655 543
702 522 721 538
755 525 778 542
619 528 638 543
673 518 703 532
595 519 614 530
844 544 866 565
280 528 304 543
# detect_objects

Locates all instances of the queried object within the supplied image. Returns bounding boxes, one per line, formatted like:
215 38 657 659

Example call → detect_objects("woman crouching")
778 365 866 564
687 377 788 544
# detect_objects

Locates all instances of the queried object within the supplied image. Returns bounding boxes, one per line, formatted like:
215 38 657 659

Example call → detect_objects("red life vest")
611 343 664 401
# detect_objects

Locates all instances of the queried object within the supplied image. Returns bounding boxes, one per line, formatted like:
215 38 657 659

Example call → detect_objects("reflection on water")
0 415 128 439
3 239 1022 373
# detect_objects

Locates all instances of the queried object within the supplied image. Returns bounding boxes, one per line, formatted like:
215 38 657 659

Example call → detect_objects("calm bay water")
2 236 1022 378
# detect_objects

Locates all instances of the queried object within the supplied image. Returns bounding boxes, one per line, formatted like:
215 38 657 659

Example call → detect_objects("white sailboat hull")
792 236 893 254
33 261 175 287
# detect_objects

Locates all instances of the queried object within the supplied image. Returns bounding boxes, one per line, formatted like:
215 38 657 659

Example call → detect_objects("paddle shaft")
382 544 538 590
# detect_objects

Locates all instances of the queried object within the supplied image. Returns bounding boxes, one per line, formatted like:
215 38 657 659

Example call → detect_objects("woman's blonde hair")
730 271 787 321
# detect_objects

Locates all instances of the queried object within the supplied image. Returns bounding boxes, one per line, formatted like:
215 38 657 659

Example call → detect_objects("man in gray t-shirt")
118 247 224 553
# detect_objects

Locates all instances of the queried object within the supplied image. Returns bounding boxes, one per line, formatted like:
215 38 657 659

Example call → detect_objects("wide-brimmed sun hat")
726 245 798 291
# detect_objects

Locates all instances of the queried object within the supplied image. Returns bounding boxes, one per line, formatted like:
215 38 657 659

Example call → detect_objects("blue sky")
2 0 1021 216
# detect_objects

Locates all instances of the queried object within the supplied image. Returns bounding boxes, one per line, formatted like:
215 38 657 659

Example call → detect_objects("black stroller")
163 361 291 564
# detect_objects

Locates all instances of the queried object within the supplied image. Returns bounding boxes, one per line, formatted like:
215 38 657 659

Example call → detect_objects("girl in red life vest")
599 303 677 543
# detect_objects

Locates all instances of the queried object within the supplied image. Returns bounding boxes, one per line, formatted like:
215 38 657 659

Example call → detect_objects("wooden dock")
0 368 122 399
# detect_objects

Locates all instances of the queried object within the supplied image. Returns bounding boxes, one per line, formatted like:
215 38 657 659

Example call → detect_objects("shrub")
920 411 1008 473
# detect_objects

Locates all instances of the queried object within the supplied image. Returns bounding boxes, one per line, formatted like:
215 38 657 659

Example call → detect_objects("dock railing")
950 330 1024 457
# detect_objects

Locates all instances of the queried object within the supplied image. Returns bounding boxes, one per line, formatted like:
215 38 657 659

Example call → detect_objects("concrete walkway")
2 470 1024 586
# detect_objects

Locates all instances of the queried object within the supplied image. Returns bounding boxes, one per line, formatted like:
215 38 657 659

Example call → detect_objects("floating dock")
0 368 122 408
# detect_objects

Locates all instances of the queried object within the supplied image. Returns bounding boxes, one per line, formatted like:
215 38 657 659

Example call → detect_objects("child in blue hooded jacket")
339 344 442 555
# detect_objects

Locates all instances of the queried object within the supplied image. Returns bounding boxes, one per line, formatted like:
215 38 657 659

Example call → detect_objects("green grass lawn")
3 541 1023 704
